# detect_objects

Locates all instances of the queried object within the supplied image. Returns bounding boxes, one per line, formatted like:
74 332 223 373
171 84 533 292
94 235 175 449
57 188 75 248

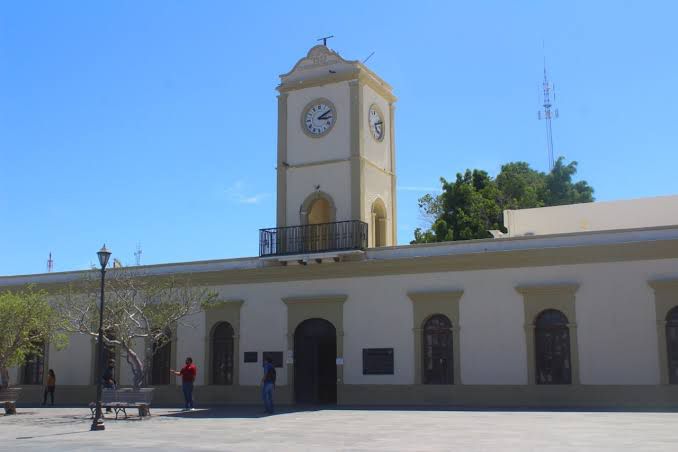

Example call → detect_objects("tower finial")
317 35 334 46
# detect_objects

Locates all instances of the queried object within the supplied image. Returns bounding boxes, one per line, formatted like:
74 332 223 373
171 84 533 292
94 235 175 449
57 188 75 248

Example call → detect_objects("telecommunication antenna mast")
134 243 142 266
537 60 559 170
47 252 54 273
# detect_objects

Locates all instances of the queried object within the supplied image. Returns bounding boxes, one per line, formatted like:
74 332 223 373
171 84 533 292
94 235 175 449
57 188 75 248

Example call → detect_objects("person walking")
261 356 276 415
171 357 196 411
42 369 56 406
102 359 116 413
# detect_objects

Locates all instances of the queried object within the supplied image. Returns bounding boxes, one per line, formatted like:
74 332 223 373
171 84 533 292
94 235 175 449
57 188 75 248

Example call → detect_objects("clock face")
368 105 385 141
303 100 336 137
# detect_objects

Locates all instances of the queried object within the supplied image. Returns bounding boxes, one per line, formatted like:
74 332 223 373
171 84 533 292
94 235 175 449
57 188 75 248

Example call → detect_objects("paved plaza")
1 406 677 451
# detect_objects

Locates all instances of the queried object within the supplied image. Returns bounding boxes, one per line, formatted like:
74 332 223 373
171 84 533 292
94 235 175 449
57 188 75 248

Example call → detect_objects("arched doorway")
300 192 336 226
297 192 337 253
307 198 332 225
294 318 337 404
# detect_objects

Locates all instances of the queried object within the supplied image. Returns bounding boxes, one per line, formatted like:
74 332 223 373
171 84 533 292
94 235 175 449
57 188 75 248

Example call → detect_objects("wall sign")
362 348 394 375
244 352 258 363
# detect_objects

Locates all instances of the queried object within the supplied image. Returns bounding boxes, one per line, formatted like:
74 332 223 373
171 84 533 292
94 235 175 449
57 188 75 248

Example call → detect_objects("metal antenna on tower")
537 58 559 170
47 252 54 273
134 243 142 266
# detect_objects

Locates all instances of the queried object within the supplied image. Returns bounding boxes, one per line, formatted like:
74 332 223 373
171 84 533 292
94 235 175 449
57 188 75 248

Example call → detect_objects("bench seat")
90 388 154 420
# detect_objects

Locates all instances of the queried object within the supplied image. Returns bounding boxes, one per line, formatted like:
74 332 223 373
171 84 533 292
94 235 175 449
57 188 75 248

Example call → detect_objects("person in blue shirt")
261 357 276 414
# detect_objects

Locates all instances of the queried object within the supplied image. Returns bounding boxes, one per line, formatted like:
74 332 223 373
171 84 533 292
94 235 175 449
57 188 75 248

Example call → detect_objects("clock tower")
276 45 397 248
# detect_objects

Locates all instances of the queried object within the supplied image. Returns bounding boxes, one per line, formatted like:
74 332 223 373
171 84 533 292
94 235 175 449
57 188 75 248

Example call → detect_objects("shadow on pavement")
154 404 678 420
157 405 311 419
16 430 91 440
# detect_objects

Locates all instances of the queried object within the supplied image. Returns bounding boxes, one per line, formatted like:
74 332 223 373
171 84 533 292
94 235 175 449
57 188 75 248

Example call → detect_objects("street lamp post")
91 244 111 432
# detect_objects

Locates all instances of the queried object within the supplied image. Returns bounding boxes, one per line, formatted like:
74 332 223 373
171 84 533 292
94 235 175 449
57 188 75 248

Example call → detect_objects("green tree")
0 287 67 387
544 158 594 205
412 157 594 243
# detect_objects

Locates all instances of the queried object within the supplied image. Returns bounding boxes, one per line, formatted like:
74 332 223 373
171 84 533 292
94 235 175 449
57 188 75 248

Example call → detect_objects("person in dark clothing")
42 369 56 406
171 357 197 411
261 356 276 414
102 359 116 413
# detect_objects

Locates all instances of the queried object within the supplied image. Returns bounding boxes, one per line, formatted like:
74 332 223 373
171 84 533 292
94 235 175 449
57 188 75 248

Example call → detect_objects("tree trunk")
124 346 145 390
144 341 153 387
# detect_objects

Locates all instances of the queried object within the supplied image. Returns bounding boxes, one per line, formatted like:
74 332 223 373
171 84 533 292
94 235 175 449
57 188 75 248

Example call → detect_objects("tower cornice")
278 46 395 102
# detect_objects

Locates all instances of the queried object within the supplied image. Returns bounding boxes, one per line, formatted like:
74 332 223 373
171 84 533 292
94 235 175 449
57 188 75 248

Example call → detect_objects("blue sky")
1 1 676 275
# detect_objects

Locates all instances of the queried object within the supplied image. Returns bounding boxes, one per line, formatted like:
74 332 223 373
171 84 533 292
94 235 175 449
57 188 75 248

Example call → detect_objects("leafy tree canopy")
0 287 67 386
412 157 594 243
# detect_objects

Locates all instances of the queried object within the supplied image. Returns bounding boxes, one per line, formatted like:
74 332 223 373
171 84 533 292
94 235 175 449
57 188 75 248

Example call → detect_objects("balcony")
259 220 368 257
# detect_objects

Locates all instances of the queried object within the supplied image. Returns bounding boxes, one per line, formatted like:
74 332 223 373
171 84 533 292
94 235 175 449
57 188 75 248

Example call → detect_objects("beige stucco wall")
7 256 677 389
504 195 678 237
363 163 394 246
286 82 350 164
175 311 206 385
208 284 290 387
193 256 676 387
361 84 395 246
8 367 19 385
285 161 352 224
49 334 93 386
361 84 391 170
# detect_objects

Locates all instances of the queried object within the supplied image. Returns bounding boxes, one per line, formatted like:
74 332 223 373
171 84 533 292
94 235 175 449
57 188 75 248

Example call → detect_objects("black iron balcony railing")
259 220 368 257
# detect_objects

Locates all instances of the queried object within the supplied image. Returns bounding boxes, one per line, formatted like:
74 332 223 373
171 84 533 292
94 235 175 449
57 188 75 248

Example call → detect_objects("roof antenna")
537 42 559 171
363 51 375 64
317 35 334 46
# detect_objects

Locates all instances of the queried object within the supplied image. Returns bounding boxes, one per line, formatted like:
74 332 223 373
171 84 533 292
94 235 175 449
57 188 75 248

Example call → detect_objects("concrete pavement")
1 406 677 451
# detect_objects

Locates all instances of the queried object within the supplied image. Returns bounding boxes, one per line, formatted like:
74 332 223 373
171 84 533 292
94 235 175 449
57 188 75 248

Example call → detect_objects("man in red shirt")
171 357 196 411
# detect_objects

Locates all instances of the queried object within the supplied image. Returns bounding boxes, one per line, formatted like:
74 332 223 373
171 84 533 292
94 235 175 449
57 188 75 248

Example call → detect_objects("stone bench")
90 388 155 419
0 387 22 415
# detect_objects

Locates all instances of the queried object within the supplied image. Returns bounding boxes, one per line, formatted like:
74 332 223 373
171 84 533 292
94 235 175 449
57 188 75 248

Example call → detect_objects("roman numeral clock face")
302 99 335 137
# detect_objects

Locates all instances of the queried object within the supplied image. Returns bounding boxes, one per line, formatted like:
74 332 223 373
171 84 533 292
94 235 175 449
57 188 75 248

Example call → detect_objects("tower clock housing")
276 45 397 248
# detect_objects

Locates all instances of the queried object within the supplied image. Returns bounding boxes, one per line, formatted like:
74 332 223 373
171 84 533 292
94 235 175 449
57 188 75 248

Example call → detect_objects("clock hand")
317 111 333 120
374 121 383 127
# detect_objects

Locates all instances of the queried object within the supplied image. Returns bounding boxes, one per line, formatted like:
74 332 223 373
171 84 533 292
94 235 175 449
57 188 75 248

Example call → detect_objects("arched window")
151 332 172 385
212 322 234 385
666 307 678 384
371 199 387 248
535 309 571 385
423 315 453 384
21 341 45 385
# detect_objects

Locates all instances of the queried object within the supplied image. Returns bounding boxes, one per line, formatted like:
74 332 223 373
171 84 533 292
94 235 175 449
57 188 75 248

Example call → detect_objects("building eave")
2 225 678 291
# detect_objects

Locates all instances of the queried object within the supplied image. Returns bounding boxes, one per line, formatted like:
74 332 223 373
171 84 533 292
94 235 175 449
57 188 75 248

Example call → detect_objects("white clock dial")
303 100 335 137
368 105 384 141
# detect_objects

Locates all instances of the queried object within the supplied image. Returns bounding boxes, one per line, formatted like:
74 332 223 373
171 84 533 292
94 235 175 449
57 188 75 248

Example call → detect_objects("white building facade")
2 46 678 408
